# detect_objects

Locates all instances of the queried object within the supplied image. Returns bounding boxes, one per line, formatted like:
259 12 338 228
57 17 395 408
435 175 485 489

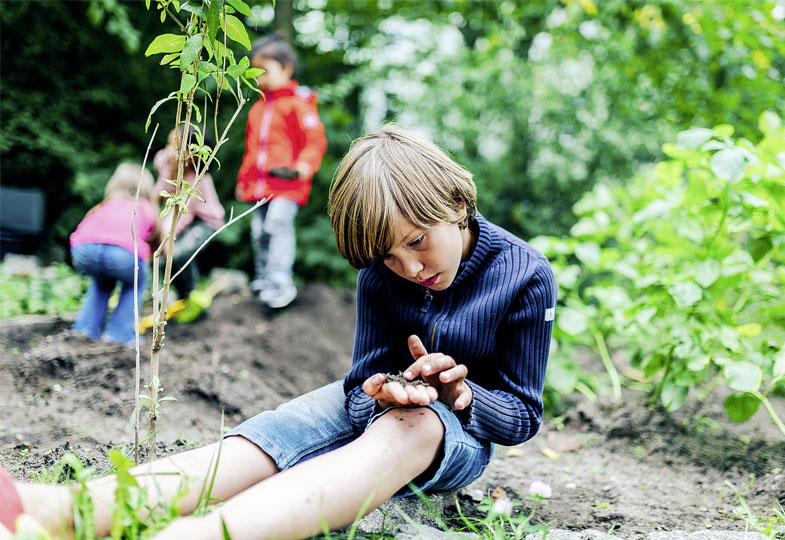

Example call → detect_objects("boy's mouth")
420 274 439 287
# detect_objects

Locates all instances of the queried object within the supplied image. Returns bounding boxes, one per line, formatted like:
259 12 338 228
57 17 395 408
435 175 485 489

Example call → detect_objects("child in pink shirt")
70 163 161 346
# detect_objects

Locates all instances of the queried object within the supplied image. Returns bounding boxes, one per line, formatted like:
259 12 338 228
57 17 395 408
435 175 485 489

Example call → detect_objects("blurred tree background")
2 0 783 288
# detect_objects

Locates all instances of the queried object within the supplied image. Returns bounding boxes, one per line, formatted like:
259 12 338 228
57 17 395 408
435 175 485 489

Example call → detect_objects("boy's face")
251 56 294 92
382 209 475 291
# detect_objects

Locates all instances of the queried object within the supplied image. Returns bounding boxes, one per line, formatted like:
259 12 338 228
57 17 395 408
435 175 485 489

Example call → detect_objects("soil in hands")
0 283 783 538
384 371 429 388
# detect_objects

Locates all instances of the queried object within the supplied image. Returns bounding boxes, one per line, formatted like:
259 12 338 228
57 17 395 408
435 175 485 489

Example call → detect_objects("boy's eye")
408 235 425 247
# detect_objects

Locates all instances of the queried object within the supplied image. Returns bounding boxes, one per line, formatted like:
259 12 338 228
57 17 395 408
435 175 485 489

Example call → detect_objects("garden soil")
1 282 783 538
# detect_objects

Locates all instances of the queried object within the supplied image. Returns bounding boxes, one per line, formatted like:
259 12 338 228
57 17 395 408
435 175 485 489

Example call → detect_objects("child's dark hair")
251 34 298 72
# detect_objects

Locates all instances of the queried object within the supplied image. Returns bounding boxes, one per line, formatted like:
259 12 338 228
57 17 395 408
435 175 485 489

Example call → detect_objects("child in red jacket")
236 34 327 308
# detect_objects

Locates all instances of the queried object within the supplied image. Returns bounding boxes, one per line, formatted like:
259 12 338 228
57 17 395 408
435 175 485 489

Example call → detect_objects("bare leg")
17 436 276 538
153 407 445 540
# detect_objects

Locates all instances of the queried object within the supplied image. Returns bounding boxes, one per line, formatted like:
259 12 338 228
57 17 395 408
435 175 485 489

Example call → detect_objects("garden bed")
0 284 782 537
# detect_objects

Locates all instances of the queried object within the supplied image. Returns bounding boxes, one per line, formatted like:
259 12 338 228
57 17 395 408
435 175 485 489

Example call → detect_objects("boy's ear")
455 200 467 219
283 62 295 78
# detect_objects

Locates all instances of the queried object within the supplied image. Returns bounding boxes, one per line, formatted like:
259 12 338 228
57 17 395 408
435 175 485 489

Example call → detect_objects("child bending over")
68 163 162 347
2 124 556 540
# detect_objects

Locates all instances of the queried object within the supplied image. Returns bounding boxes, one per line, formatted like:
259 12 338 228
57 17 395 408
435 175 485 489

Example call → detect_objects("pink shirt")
70 198 158 261
154 150 225 236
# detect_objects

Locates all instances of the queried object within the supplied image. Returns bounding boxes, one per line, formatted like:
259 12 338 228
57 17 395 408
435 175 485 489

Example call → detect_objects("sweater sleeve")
343 267 406 432
463 258 557 446
291 98 327 176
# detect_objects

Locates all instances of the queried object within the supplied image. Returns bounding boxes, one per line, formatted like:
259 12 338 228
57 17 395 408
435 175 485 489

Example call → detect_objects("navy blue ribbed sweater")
343 213 557 447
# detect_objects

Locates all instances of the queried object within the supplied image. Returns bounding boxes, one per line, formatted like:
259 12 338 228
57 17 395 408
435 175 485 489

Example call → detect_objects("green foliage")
305 0 785 245
534 112 785 433
0 263 87 319
3 0 785 285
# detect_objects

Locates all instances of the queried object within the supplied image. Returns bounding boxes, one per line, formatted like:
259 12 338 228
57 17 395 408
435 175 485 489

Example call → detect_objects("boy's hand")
404 335 473 411
362 372 437 409
268 167 300 180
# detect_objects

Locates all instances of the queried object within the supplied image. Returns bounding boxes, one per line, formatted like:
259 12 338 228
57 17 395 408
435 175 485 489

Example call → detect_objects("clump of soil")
384 371 429 387
1 283 783 538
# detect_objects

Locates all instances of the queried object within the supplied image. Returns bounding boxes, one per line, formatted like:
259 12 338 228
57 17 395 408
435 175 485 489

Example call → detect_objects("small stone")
52 383 63 393
565 482 577 489
465 488 484 502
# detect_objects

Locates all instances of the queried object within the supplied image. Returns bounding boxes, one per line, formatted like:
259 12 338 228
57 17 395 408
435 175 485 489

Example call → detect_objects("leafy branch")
133 0 261 461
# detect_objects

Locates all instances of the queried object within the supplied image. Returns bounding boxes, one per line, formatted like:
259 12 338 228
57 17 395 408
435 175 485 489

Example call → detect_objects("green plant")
136 0 263 459
447 493 548 540
535 111 785 435
0 263 88 319
726 481 785 538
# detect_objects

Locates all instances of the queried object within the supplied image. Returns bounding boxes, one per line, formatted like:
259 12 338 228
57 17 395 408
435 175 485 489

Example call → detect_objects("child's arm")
343 268 411 431
289 94 327 178
460 261 556 446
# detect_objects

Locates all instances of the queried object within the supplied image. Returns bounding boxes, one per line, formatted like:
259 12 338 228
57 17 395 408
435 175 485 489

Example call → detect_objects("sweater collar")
263 80 299 100
449 212 496 290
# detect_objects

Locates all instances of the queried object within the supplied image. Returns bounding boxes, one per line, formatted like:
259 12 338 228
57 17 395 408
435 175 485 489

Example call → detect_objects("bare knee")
365 407 444 466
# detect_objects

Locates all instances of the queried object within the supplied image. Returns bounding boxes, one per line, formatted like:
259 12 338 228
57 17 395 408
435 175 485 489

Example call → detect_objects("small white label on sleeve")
303 112 319 129
544 307 555 322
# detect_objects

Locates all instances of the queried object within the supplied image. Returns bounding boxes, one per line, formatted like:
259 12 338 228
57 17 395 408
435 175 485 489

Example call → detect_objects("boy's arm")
462 260 557 446
291 98 327 178
343 267 405 432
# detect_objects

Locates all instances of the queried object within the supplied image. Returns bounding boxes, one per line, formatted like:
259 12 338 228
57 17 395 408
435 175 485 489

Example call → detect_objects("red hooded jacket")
236 80 327 206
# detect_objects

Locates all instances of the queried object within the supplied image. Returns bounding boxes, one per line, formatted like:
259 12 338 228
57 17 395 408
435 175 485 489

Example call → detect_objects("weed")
725 481 785 538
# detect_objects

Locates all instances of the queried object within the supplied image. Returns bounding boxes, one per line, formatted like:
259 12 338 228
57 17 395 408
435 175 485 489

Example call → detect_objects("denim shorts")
225 380 493 497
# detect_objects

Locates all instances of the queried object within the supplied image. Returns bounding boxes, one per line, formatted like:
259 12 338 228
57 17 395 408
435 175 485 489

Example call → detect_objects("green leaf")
710 148 748 184
226 0 252 16
208 0 222 42
160 53 179 66
643 355 664 378
759 110 781 135
180 73 197 96
723 393 760 423
712 124 734 138
180 34 203 71
556 307 588 336
773 346 785 379
222 14 251 50
574 242 600 267
179 2 204 17
735 323 761 337
660 383 688 411
244 67 264 78
676 128 714 149
686 355 709 372
667 281 702 309
145 92 178 131
723 361 763 393
694 259 720 289
145 33 186 56
227 63 244 78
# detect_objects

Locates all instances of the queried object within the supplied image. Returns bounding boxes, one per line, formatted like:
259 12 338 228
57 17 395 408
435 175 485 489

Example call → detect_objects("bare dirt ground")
1 283 783 537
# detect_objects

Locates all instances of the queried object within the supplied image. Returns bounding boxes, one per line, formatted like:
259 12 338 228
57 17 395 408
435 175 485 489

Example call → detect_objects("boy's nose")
404 259 424 279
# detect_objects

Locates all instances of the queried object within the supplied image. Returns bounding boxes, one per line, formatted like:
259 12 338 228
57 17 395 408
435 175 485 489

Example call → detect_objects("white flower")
528 479 553 499
490 496 514 516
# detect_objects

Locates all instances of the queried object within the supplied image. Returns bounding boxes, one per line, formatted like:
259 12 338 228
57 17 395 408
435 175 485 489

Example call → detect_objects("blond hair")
329 124 477 269
104 162 156 203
